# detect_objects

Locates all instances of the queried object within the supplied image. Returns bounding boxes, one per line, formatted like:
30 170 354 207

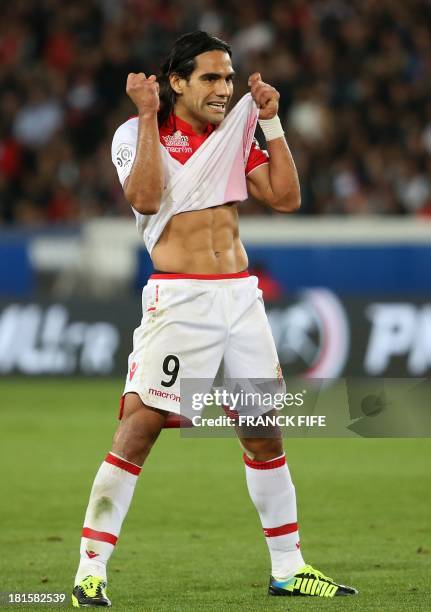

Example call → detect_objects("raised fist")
126 73 160 115
248 73 279 119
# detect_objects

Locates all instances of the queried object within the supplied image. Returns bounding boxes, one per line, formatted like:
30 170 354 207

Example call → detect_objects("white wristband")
258 115 284 141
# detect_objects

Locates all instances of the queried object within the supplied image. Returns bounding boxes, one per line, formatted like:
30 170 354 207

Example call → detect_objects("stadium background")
1 1 430 610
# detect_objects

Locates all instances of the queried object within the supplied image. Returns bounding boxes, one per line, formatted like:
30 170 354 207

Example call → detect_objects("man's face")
172 50 235 126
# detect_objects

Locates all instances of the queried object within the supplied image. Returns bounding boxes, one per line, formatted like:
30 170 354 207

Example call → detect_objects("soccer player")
72 31 357 607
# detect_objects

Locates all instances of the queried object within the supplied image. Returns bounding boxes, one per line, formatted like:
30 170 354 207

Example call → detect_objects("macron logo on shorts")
149 388 180 402
129 361 138 381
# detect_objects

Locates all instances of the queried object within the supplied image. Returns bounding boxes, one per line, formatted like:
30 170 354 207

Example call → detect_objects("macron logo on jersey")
162 131 192 153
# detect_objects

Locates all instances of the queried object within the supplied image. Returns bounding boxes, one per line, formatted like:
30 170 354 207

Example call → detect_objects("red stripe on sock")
263 522 298 537
82 527 118 545
243 453 286 470
105 452 141 475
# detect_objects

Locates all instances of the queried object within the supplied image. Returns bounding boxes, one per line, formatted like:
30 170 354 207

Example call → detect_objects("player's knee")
112 393 166 465
240 437 283 462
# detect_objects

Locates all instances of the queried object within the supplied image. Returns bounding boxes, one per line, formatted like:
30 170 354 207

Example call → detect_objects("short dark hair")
157 31 232 127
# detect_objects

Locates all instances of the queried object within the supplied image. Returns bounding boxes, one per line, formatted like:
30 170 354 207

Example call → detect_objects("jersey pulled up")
111 108 268 252
112 113 268 188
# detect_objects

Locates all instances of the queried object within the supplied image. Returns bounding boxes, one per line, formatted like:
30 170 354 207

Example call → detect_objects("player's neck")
173 106 209 135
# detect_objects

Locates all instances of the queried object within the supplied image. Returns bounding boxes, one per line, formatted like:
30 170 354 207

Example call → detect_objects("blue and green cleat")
72 576 111 607
268 564 358 597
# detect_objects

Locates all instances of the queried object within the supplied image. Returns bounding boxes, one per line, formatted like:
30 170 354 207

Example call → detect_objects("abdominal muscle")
150 203 248 274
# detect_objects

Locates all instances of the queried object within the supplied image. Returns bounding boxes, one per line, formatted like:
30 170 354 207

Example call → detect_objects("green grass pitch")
0 378 430 611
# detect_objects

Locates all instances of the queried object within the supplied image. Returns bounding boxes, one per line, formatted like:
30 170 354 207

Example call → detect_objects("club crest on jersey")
162 131 192 153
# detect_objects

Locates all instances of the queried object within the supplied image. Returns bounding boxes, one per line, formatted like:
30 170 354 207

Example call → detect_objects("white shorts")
122 271 283 416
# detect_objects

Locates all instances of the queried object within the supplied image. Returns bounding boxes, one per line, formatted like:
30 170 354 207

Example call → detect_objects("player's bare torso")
147 113 265 274
151 202 247 273
115 102 267 273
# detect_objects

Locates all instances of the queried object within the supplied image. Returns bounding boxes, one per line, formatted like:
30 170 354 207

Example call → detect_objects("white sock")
74 452 141 584
244 453 305 579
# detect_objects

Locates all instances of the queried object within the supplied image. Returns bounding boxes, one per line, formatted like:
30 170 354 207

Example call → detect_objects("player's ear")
169 74 184 95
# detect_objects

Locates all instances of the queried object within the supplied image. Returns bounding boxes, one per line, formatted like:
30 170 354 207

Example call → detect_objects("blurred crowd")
1 0 431 225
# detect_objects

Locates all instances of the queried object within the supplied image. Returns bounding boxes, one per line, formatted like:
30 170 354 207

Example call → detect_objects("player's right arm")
122 73 163 215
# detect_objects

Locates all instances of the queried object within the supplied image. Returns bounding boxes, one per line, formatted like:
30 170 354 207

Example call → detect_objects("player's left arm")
246 73 300 213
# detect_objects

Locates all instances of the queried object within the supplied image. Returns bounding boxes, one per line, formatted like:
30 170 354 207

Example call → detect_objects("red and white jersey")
111 94 265 253
111 113 268 188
